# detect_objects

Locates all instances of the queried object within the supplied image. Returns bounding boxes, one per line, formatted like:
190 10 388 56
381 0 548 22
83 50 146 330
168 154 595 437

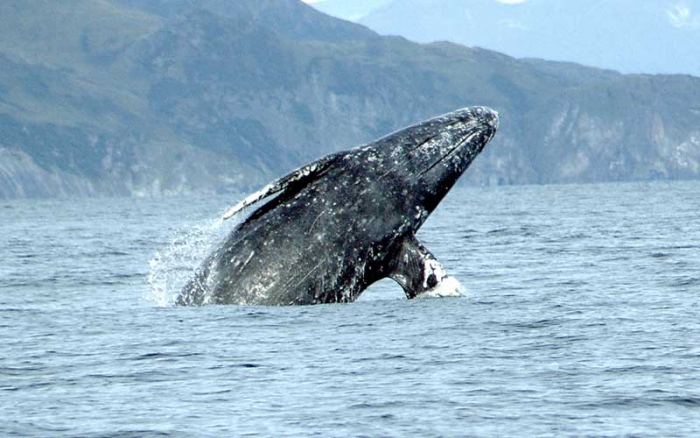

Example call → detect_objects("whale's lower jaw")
415 276 464 299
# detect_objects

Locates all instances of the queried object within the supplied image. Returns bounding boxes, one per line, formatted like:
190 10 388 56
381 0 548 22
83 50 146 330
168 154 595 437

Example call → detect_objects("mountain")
1 0 700 198
358 0 700 77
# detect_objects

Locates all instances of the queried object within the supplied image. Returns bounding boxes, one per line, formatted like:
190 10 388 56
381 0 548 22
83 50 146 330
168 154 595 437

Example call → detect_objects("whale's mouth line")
405 119 471 155
418 129 481 177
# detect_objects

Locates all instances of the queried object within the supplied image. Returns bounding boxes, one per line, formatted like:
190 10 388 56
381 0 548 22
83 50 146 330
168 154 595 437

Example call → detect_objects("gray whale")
178 106 498 305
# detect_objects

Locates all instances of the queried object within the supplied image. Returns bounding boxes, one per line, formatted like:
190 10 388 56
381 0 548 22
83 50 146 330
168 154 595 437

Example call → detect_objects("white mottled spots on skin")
243 251 255 268
414 205 424 220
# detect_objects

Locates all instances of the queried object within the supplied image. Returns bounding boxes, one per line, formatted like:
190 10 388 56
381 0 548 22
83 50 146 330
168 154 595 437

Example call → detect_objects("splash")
144 215 235 307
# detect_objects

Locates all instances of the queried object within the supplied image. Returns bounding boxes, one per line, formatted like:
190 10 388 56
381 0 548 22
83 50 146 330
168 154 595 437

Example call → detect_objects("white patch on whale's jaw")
416 276 464 299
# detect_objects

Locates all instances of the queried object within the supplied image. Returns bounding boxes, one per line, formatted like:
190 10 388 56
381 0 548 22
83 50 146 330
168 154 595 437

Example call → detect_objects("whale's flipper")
223 154 341 220
388 235 463 299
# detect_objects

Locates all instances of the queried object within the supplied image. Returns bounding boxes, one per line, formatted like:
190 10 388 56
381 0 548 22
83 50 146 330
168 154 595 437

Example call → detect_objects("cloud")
667 4 700 28
496 0 527 4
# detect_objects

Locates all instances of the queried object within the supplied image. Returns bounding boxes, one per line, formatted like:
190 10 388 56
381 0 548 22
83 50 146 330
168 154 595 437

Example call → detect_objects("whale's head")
371 106 498 226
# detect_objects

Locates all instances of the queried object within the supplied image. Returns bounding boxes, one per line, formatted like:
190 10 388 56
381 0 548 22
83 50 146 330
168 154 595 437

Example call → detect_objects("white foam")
417 276 464 298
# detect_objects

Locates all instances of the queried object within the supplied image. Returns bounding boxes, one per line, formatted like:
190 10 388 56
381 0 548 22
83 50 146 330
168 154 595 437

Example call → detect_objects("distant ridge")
357 0 700 77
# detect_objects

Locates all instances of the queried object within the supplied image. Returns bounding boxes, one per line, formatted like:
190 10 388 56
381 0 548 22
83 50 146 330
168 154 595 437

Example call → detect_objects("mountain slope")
0 0 699 198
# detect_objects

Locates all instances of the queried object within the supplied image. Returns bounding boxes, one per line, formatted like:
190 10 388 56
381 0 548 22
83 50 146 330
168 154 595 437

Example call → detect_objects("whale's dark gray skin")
177 106 498 306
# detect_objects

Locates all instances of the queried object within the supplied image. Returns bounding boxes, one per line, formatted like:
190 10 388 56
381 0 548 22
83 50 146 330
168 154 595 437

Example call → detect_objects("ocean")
1 181 699 437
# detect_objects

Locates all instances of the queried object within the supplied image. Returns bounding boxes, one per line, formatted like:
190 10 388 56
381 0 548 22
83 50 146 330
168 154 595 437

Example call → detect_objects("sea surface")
1 181 699 437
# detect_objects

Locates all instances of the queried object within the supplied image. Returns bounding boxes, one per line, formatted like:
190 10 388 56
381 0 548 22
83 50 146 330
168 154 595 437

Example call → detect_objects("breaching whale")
177 106 498 306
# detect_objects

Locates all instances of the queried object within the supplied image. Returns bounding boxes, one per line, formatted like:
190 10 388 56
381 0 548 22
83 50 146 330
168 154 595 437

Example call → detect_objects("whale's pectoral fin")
388 234 463 299
223 153 341 220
